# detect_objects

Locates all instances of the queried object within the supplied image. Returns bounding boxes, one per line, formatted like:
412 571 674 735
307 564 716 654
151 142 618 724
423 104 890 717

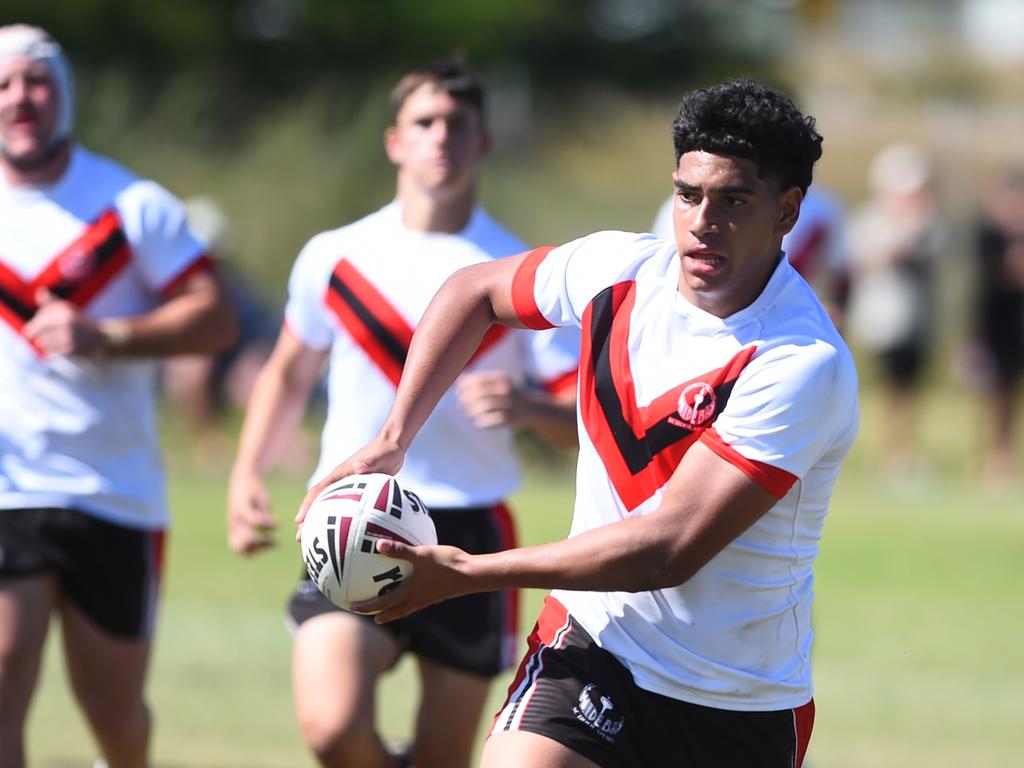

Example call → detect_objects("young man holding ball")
304 79 859 768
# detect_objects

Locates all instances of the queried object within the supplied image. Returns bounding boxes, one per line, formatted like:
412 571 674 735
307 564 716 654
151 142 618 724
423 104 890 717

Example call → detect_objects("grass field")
24 385 1024 767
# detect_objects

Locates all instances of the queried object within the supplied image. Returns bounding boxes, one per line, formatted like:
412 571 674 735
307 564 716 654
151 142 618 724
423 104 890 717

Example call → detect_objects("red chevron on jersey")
579 280 758 511
325 258 510 387
31 209 131 306
0 209 132 349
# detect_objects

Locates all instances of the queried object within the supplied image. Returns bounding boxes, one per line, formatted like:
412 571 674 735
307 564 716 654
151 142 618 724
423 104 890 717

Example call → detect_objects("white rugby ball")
300 473 437 613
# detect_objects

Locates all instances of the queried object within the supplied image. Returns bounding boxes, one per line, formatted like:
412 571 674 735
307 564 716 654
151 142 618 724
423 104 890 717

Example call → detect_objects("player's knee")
298 708 378 766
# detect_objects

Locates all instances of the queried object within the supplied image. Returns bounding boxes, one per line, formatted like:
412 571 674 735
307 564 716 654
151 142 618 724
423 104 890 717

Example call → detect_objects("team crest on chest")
670 382 717 429
58 247 96 282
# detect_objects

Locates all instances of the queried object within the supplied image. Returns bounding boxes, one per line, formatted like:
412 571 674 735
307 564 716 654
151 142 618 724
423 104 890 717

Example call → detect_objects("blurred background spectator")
966 167 1024 487
846 143 944 478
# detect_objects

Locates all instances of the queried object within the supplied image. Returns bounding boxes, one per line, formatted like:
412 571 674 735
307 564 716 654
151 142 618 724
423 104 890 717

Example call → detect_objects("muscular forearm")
101 287 238 357
464 514 687 594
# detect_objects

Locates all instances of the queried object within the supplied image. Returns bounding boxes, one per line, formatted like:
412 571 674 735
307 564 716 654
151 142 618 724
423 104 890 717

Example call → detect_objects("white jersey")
511 231 859 711
285 202 579 508
0 147 209 530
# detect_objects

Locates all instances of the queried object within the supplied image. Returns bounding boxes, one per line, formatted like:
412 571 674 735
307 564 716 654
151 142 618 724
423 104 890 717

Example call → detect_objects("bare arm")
355 439 778 620
297 253 529 517
24 268 239 358
228 326 328 555
456 371 578 448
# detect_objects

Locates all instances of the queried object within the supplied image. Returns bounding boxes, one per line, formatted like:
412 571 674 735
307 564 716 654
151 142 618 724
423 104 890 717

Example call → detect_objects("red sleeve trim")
160 254 215 297
542 367 578 396
511 246 556 330
699 427 797 499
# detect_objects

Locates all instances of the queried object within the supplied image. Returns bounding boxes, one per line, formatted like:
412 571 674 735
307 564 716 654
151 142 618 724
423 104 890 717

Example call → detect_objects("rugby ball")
300 473 437 613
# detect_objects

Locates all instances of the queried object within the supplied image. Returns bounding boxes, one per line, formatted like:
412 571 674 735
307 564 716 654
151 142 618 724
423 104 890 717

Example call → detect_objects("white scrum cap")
0 24 75 147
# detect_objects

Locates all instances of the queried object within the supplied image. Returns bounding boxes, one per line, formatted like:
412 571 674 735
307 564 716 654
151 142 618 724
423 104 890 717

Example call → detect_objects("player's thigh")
0 574 57 705
412 656 491 767
481 731 601 768
292 611 401 730
58 598 152 714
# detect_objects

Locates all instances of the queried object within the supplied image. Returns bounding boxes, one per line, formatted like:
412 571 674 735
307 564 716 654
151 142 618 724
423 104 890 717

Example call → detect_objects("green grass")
24 389 1024 767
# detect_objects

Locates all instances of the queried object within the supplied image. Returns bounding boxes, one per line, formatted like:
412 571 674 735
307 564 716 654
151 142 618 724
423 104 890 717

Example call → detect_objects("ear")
774 187 803 237
383 126 402 166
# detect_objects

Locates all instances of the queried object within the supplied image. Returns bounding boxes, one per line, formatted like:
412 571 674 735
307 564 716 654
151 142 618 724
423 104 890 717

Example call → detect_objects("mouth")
8 111 39 129
683 248 727 275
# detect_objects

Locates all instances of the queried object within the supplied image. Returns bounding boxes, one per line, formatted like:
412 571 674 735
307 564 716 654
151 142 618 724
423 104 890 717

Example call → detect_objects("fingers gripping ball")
300 473 437 613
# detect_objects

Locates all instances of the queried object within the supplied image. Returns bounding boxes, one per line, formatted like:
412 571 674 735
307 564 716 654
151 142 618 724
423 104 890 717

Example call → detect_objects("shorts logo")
573 683 625 743
670 382 717 429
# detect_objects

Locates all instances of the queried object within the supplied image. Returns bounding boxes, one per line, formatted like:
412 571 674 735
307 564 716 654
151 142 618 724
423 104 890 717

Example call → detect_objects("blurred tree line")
4 0 786 292
6 0 773 126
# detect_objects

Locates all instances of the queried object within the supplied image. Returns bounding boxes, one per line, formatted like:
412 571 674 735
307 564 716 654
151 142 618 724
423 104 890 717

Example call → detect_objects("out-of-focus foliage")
4 0 768 101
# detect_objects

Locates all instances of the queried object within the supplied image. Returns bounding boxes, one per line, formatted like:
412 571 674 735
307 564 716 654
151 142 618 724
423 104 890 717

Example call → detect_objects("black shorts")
0 507 165 639
491 596 815 768
287 503 519 678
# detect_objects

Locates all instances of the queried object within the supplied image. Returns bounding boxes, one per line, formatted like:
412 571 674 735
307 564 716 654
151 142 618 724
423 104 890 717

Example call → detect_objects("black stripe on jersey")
0 284 34 322
328 272 408 368
589 286 735 474
48 226 128 301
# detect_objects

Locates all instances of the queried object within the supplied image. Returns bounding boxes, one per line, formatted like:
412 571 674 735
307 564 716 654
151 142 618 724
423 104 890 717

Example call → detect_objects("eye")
677 190 701 205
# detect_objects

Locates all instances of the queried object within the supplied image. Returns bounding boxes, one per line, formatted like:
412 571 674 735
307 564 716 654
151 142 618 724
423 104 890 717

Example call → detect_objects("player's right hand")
227 472 277 555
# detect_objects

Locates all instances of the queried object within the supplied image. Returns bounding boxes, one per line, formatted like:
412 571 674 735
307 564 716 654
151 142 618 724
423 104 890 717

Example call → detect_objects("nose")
688 198 719 238
429 118 450 145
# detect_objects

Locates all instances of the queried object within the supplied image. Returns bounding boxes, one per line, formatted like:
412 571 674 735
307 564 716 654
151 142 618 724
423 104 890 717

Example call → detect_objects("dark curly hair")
672 79 822 194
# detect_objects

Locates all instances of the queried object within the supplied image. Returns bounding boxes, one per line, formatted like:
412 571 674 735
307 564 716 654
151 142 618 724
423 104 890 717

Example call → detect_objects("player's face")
671 151 800 317
385 83 490 198
0 57 60 166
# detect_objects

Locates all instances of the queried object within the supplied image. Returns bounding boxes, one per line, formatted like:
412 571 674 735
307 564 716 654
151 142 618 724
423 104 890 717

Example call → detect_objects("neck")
1 139 72 188
396 177 476 234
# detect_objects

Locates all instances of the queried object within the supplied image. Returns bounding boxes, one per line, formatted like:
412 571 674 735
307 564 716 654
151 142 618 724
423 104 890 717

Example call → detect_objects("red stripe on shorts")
489 502 520 667
491 595 571 734
793 698 815 767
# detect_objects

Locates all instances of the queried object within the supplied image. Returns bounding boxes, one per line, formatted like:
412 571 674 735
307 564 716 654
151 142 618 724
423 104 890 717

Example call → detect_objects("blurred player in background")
227 60 579 768
0 24 237 768
305 78 858 768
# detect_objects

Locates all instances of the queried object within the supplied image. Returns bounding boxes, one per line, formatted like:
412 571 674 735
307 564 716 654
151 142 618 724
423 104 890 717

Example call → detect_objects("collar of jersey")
671 252 793 330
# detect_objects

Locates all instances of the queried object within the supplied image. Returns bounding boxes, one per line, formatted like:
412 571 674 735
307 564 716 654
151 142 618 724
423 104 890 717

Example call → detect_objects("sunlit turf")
25 394 1024 767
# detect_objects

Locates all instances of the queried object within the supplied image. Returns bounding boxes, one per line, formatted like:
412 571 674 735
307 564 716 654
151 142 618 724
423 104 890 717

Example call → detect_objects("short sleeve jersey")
0 147 210 529
285 202 580 508
511 231 859 711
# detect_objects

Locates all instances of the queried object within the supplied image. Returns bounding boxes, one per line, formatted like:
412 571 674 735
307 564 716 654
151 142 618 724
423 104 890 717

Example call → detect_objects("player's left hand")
349 540 473 622
23 288 105 357
457 370 527 428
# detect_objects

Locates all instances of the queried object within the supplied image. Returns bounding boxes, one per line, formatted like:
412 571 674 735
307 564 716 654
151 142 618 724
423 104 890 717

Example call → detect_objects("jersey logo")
579 281 757 511
323 258 509 387
0 209 132 351
672 382 717 429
